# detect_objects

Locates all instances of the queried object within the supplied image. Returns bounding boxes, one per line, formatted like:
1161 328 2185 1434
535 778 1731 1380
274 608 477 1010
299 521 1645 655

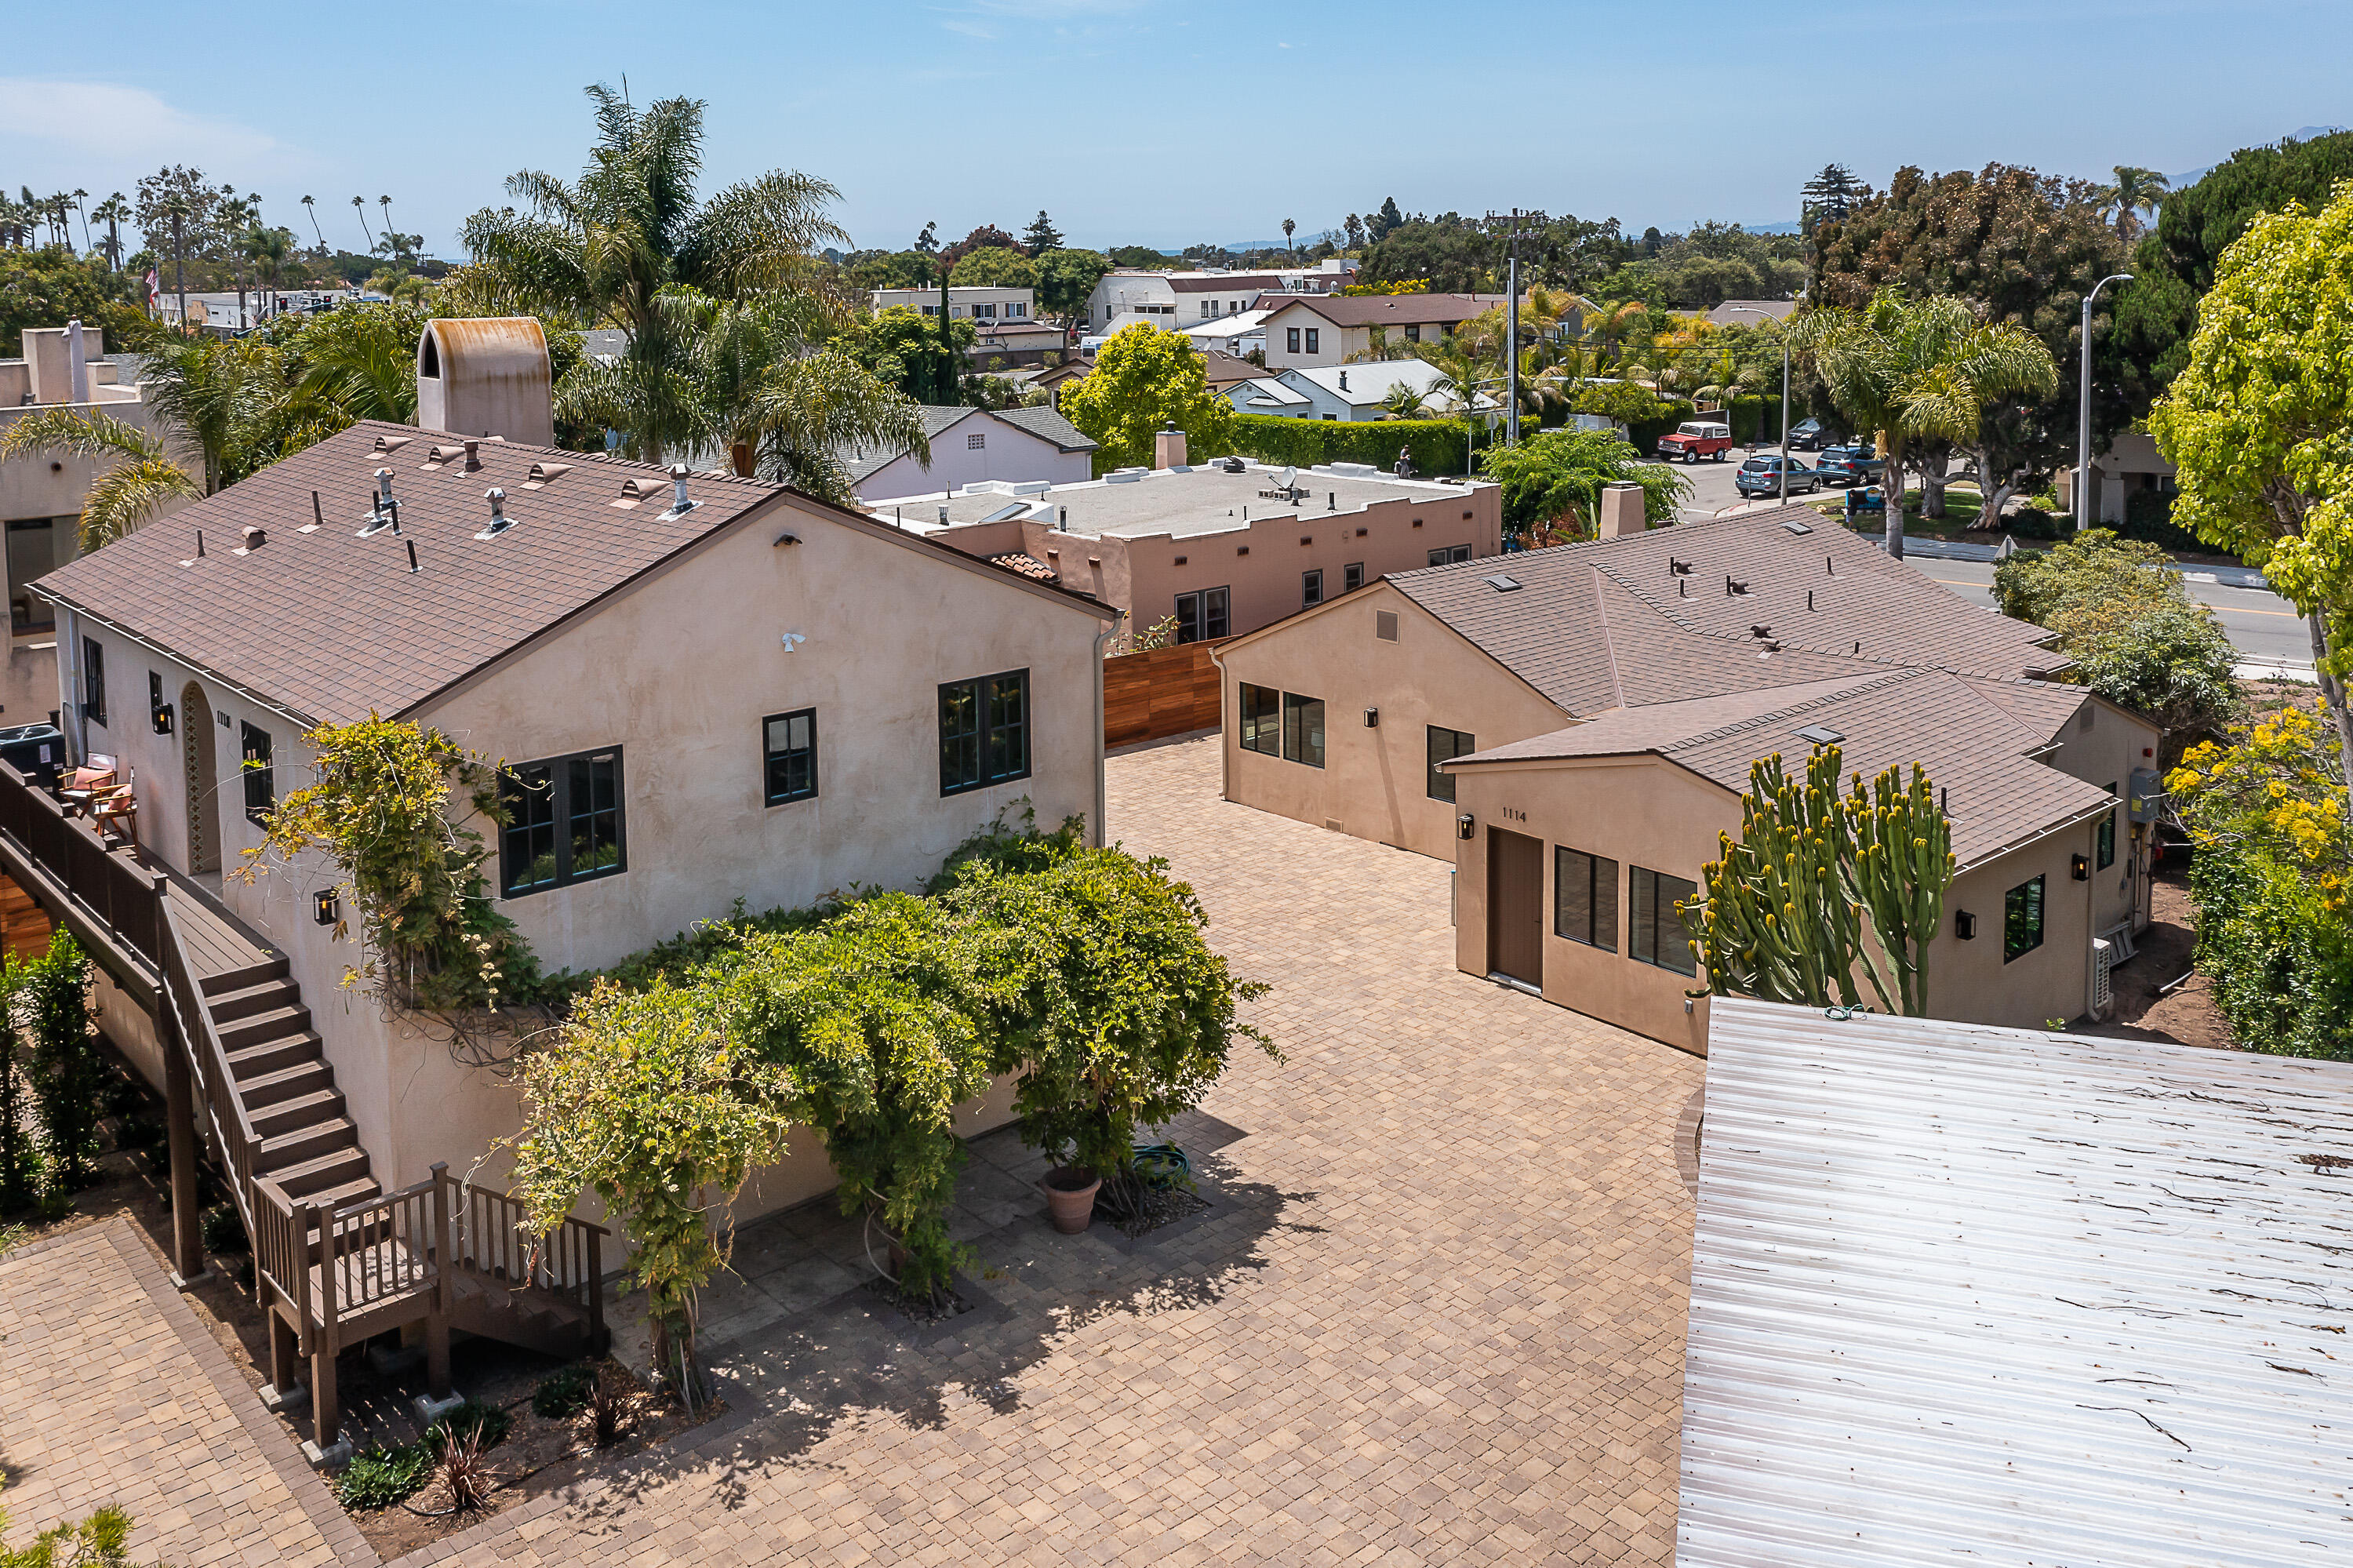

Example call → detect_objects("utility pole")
2075 274 2133 533
171 203 188 333
1487 209 1524 448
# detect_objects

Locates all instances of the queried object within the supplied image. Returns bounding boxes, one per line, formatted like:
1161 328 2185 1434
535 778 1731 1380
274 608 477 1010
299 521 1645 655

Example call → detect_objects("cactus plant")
1685 744 1952 1016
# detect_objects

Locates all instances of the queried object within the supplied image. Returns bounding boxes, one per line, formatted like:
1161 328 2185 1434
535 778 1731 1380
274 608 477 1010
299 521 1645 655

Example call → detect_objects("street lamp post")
1725 304 1791 504
2075 273 2133 532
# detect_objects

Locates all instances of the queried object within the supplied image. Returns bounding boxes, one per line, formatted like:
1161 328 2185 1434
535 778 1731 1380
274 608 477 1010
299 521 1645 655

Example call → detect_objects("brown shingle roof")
1262 293 1502 329
33 420 1105 726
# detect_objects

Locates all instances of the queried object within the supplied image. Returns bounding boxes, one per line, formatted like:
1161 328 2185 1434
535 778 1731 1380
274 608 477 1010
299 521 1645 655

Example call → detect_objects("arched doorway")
180 682 219 874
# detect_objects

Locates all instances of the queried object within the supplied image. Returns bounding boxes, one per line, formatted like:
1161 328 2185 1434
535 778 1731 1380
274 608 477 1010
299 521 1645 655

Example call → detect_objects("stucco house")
867 444 1501 646
1210 506 2158 1048
2055 430 2177 525
1080 260 1355 336
841 403 1098 500
1225 359 1501 423
1258 293 1575 370
29 378 1115 1234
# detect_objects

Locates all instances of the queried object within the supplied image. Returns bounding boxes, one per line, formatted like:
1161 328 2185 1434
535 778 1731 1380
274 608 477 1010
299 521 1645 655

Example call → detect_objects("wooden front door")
1487 828 1544 988
181 682 219 874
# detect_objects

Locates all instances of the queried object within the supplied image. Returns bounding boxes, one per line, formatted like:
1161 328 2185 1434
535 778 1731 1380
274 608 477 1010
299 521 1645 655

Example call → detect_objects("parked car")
1735 455 1820 497
1814 445 1886 483
1787 418 1831 451
1657 421 1736 464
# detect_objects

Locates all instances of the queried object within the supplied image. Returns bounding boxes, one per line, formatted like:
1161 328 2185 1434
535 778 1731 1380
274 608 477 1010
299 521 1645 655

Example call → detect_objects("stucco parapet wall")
869 461 1497 543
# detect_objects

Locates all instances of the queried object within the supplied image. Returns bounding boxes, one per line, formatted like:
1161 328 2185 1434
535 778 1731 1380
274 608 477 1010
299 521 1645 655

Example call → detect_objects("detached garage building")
1211 508 2160 1050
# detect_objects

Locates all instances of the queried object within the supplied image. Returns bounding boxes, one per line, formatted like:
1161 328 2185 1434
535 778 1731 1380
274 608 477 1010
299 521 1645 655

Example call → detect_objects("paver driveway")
1 734 1701 1566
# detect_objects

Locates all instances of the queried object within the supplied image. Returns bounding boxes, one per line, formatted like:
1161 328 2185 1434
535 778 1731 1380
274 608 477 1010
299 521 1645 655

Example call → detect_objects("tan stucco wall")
2032 697 2160 937
1216 584 1569 859
1450 751 2118 1052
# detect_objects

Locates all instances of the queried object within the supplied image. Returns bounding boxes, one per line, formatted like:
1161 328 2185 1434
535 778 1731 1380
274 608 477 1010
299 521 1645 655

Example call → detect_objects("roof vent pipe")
463 439 482 472
665 463 696 518
406 539 420 573
376 467 394 510
938 505 950 526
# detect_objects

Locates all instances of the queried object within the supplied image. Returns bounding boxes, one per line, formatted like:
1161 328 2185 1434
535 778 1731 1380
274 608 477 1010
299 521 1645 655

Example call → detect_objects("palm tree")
244 226 293 316
378 195 394 249
1380 382 1433 419
1282 217 1296 256
45 192 75 250
91 194 128 271
1791 286 2057 558
2104 166 2170 245
352 195 374 251
0 409 202 550
300 195 325 253
462 83 897 467
71 188 89 253
133 334 282 495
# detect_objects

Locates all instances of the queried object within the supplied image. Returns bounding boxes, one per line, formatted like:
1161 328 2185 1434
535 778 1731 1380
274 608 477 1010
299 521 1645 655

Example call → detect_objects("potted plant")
1040 1166 1102 1233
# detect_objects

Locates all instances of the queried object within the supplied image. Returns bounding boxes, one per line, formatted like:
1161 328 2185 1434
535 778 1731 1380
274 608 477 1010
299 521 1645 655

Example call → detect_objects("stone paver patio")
1 734 1702 1565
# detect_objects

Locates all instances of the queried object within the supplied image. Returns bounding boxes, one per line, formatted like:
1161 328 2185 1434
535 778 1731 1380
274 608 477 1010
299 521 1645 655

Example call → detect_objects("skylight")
1795 724 1845 744
1484 575 1522 592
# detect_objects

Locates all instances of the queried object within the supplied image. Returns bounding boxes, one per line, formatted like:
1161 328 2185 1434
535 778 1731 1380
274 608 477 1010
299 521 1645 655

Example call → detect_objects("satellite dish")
1277 466 1296 491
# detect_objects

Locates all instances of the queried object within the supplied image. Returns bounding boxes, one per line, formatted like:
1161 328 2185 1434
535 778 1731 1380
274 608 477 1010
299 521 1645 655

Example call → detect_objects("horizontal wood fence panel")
1104 639 1227 750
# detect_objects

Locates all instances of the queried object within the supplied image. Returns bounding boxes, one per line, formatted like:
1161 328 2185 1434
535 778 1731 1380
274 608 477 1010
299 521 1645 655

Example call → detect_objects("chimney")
66 319 88 405
413 318 555 446
1597 481 1647 538
1154 428 1187 469
463 438 482 472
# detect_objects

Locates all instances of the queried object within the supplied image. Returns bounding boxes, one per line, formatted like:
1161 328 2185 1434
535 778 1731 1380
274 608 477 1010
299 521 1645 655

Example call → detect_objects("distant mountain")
2173 125 2346 188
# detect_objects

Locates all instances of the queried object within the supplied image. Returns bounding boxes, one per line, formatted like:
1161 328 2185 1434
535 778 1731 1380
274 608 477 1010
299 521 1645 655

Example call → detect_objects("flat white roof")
1683 997 2353 1567
864 461 1490 540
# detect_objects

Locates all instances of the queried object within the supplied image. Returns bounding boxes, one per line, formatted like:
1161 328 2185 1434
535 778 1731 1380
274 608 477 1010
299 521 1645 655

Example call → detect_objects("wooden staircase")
209 962 381 1220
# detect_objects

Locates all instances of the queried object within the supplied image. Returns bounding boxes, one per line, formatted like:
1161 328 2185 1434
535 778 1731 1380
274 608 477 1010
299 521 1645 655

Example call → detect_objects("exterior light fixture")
151 704 174 736
1457 813 1475 841
2071 854 2091 881
1363 708 1379 727
1955 910 1978 940
313 888 341 926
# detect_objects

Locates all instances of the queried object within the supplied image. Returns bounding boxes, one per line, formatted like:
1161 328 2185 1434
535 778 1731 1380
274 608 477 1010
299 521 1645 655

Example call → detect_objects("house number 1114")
1502 806 1526 822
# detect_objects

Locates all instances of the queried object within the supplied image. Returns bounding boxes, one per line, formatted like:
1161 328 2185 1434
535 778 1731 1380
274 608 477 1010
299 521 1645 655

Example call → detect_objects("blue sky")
0 0 2341 261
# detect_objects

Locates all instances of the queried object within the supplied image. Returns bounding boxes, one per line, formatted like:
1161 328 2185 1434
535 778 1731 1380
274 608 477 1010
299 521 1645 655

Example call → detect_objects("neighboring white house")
2055 430 2177 525
1079 260 1357 335
1176 307 1272 358
843 405 1098 500
870 285 1040 323
1225 359 1500 422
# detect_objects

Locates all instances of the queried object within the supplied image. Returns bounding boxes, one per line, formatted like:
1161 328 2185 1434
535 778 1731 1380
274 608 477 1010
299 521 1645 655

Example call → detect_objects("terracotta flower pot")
1042 1166 1102 1234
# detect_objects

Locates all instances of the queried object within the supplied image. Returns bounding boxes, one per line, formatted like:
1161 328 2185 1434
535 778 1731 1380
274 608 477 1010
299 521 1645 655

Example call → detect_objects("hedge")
1226 413 1475 472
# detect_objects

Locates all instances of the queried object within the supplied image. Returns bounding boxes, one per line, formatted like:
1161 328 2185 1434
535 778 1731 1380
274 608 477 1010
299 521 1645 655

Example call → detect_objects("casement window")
1202 301 1217 318
1175 586 1229 643
763 708 817 806
500 748 626 897
1302 569 1324 608
240 722 274 823
973 303 997 318
2004 875 2046 962
1286 327 1301 354
2098 784 2117 870
1629 866 1699 976
1344 562 1365 593
1007 303 1025 318
1304 328 1321 354
1238 682 1281 755
1555 846 1620 951
81 635 105 726
1425 726 1475 802
1405 325 1421 343
1427 544 1471 566
940 669 1030 795
1282 692 1326 767
968 432 987 449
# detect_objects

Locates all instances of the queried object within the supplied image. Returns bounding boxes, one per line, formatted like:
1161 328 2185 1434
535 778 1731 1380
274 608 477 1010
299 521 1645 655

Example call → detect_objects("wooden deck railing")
324 1177 446 1316
0 758 164 971
447 1173 606 1341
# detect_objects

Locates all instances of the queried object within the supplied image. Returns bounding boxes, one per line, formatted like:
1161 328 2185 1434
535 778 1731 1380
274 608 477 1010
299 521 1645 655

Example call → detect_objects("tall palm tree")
378 195 394 251
2104 167 2170 246
71 188 89 253
244 225 293 316
463 83 896 467
91 194 128 271
0 409 202 550
1791 287 2057 558
133 334 282 495
300 195 325 253
352 195 375 251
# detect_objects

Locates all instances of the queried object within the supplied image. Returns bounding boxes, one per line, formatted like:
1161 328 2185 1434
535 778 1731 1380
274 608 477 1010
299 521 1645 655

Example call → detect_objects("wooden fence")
1104 639 1226 750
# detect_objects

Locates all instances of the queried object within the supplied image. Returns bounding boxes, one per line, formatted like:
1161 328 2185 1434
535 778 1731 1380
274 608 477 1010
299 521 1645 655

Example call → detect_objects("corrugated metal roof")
1683 998 2353 1566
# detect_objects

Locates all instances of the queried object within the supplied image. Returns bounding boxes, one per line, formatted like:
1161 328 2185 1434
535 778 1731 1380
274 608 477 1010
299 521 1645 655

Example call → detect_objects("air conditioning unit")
2090 937 2115 1016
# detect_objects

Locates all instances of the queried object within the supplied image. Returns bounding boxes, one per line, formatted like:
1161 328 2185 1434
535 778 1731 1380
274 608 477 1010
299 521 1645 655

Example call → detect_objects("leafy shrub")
336 1443 435 1510
23 932 100 1191
2000 506 2066 540
427 1399 511 1453
2117 486 2217 555
0 1501 137 1567
531 1364 596 1420
1226 413 1471 472
202 1204 249 1255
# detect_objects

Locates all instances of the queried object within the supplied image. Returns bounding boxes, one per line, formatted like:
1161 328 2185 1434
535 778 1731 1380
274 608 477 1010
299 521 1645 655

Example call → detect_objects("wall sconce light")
1457 813 1475 841
151 704 174 736
2071 854 2090 882
1955 909 1977 940
1363 708 1379 727
313 888 340 926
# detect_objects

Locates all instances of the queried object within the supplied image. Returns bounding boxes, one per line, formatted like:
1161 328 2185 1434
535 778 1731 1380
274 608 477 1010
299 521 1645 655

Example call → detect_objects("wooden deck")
150 863 280 985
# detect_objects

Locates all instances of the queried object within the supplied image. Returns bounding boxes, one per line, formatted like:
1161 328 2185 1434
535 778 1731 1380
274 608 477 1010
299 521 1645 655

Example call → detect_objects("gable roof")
990 405 1097 453
841 406 980 485
36 420 1106 726
1262 293 1506 330
1282 359 1501 413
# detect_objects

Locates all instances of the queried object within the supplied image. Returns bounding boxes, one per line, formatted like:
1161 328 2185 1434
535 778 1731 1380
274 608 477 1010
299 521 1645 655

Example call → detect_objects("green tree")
1033 247 1111 329
0 246 139 355
24 932 99 1191
1791 286 2057 556
1476 427 1689 537
947 246 1035 290
461 84 856 464
0 407 202 550
2150 182 2353 794
0 959 31 1212
834 304 973 402
1020 210 1063 255
2103 166 2171 245
1800 163 1864 235
1059 322 1233 469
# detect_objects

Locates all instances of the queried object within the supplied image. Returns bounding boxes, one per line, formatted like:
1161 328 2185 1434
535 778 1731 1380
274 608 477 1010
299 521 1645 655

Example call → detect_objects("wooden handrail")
158 896 260 1235
0 758 165 972
439 1170 608 1317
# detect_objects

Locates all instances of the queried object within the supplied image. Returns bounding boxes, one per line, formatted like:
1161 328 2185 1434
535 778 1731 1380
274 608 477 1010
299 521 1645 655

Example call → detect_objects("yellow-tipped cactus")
1684 745 1952 1016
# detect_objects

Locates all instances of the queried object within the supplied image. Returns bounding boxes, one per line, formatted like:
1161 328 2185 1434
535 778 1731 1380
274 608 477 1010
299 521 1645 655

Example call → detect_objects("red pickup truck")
1656 421 1735 464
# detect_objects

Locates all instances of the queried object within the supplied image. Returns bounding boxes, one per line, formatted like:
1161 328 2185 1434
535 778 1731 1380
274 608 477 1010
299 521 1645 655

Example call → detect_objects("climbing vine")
240 715 538 1011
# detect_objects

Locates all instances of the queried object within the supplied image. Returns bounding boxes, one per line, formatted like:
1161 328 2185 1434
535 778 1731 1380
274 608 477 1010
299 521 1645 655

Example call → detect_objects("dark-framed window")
1282 692 1326 767
1302 569 1324 608
81 635 105 726
1555 846 1620 952
2098 784 2117 870
240 722 274 823
1629 866 1699 976
2004 875 2046 962
1425 726 1475 802
500 748 626 897
1405 325 1421 343
1238 682 1281 755
1286 326 1301 354
763 708 817 806
940 669 1030 795
1427 544 1471 567
1304 328 1320 354
1344 562 1365 593
1175 586 1229 643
